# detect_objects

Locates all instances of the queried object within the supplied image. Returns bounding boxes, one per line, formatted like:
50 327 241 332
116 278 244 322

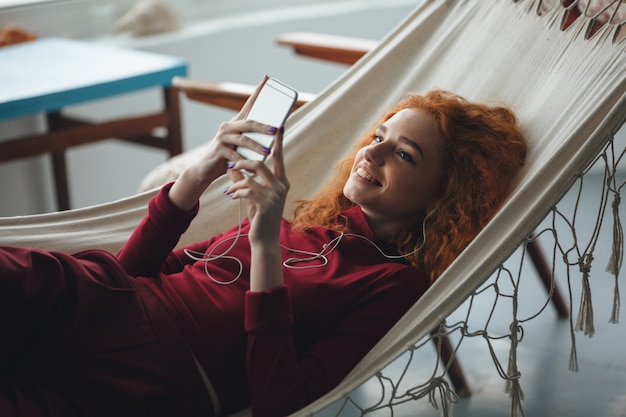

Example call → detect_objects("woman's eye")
372 135 383 143
398 150 414 163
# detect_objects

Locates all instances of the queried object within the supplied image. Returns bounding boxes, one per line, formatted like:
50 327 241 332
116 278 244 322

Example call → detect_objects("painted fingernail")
223 187 230 194
267 126 278 134
228 192 236 199
262 146 271 155
227 162 236 169
279 125 285 133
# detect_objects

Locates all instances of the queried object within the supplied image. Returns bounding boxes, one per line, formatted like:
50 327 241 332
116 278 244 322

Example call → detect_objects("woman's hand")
169 75 290 291
225 125 289 244
169 76 279 211
225 125 290 291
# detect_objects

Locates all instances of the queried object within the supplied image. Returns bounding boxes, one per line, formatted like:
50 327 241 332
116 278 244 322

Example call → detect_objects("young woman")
0 78 527 417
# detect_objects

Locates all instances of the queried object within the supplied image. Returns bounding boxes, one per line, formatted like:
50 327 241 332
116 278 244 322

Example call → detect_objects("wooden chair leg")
527 234 569 319
431 326 471 397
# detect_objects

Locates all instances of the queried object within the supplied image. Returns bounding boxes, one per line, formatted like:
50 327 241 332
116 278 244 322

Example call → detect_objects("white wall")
0 1 416 215
0 0 395 39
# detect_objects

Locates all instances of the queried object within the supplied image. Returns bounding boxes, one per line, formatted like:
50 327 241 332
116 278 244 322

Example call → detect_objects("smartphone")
237 77 299 161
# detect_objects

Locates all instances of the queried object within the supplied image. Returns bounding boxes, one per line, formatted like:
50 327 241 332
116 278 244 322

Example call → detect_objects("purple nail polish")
223 187 230 194
227 162 236 169
267 126 278 134
262 146 271 155
279 125 285 133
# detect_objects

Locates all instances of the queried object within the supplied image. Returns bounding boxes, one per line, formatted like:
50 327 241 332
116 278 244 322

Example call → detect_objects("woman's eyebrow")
400 136 424 158
377 125 424 158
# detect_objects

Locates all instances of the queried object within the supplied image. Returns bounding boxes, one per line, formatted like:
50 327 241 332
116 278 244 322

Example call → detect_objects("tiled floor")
316 169 626 417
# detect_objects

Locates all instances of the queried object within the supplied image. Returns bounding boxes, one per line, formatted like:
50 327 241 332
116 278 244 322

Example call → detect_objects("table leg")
40 87 181 212
164 86 183 157
51 151 70 211
47 112 71 211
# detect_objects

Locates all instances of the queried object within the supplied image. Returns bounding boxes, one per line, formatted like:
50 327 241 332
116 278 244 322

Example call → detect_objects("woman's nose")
364 143 385 166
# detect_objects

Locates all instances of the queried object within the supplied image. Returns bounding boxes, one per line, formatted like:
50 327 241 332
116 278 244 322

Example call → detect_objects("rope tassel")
568 337 579 372
575 254 595 337
505 323 525 417
610 283 621 324
507 378 526 417
606 193 622 324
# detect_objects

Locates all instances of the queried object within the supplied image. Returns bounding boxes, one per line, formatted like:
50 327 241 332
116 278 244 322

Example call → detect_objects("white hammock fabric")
2 0 626 416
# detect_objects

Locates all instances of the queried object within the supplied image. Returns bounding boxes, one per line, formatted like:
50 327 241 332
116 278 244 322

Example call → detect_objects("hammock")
2 0 625 416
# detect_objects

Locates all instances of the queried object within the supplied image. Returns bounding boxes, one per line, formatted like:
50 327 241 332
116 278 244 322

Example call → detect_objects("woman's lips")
356 167 382 186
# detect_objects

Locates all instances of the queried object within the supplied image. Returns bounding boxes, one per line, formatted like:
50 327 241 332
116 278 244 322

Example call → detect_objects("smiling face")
343 108 446 239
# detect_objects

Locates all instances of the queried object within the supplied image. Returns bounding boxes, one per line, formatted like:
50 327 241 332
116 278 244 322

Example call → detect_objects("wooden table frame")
0 37 187 212
0 86 182 211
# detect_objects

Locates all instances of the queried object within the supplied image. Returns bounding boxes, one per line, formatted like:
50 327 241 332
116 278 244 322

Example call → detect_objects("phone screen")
237 78 298 161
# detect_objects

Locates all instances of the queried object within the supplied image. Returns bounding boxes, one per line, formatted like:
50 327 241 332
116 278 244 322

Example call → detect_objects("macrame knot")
458 322 473 339
578 254 593 275
508 321 525 343
611 193 621 209
575 254 595 337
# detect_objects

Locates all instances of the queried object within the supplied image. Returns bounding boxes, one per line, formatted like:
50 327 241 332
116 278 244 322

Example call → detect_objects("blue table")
0 37 187 210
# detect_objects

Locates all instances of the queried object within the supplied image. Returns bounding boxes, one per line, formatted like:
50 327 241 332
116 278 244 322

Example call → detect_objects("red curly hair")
291 89 527 284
